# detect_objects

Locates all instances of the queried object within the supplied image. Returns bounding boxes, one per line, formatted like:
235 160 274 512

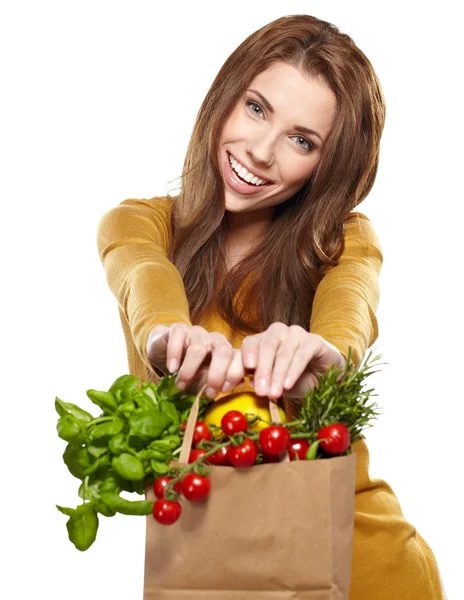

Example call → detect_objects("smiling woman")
96 13 446 600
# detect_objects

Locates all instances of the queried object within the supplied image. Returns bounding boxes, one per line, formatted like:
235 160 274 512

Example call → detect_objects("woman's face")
217 61 338 214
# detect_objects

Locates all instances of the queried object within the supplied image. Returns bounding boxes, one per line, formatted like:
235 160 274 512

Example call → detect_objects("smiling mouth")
227 151 272 186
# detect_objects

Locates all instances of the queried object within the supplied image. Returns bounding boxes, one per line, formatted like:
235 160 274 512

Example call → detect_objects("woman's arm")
309 212 383 367
96 196 192 376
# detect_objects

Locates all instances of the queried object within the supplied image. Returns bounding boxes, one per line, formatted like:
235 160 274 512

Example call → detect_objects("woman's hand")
241 322 346 400
146 323 245 399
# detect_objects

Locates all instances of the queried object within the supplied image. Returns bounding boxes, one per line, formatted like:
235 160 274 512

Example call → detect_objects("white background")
1 1 461 598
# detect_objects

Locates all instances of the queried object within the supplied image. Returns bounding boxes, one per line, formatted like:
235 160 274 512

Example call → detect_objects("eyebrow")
247 88 324 143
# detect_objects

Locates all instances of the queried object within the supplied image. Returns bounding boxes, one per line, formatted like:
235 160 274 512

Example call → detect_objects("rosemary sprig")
293 347 386 444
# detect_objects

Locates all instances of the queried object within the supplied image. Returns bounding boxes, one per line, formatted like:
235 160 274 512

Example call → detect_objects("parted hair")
167 14 386 336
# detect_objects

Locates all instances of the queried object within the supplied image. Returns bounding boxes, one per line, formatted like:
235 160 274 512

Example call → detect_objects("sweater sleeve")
96 196 192 376
309 212 383 367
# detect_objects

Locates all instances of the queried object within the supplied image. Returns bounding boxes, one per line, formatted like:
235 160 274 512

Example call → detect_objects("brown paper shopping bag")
143 390 356 600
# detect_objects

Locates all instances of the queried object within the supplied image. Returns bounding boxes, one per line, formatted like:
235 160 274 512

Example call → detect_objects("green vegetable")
89 417 124 441
62 444 90 480
57 415 84 443
86 389 118 414
100 492 154 516
56 372 194 550
128 409 173 449
55 398 94 422
112 453 145 481
57 503 99 552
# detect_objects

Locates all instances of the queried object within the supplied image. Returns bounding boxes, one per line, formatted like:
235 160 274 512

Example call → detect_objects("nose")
246 132 275 168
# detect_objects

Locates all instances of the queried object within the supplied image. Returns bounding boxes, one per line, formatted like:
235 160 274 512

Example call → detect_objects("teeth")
229 154 268 186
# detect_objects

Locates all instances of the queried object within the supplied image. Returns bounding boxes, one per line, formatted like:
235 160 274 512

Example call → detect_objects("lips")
223 151 273 196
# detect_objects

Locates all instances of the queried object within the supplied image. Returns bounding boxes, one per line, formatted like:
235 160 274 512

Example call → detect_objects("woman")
97 14 445 599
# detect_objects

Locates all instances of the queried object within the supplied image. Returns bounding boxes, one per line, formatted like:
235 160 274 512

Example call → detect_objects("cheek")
281 157 318 187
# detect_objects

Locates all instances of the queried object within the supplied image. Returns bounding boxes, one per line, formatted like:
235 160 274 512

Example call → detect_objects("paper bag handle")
179 386 290 463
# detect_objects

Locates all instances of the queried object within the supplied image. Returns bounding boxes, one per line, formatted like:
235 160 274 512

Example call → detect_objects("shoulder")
97 195 174 251
342 211 383 261
119 195 173 220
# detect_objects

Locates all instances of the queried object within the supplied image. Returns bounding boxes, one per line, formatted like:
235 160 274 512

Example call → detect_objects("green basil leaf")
150 459 170 476
159 400 180 434
55 397 94 422
56 505 75 517
57 415 84 443
100 492 154 516
128 409 172 449
112 453 145 481
108 432 126 455
132 389 156 411
62 444 90 480
83 452 111 476
87 443 109 459
89 417 125 441
66 503 99 551
86 390 118 415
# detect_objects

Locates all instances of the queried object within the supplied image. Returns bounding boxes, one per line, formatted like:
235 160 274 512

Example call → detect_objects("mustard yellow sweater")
96 195 445 599
96 195 382 395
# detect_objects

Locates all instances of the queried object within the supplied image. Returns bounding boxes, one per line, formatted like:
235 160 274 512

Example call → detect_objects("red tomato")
227 438 258 467
318 423 351 455
259 425 291 456
153 476 182 499
189 449 207 463
181 473 211 502
192 421 212 446
152 499 182 525
288 439 310 461
180 421 187 432
221 410 248 435
206 445 230 466
262 451 283 463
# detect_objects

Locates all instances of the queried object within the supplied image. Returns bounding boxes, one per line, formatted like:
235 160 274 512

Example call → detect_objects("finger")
282 337 318 392
166 323 190 373
221 349 246 393
241 334 261 370
253 335 282 397
175 326 211 391
268 336 301 400
204 336 234 399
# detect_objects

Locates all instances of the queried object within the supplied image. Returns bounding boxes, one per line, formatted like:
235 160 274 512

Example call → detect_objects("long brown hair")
167 14 386 336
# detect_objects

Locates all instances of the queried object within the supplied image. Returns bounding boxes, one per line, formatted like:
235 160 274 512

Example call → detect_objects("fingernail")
205 387 216 399
221 380 233 393
283 377 292 389
168 359 178 373
257 378 267 395
176 380 186 391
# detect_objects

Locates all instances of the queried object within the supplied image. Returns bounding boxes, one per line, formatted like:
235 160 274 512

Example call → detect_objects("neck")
225 207 274 245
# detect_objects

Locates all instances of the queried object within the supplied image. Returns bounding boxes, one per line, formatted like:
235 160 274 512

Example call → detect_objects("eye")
292 135 314 152
245 100 264 117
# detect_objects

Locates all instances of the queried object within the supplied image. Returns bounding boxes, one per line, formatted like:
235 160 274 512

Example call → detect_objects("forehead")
247 61 337 139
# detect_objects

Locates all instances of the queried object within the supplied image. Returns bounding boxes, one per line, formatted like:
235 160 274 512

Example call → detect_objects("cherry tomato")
228 437 258 467
259 425 291 456
288 439 310 461
189 449 207 463
153 476 182 499
262 451 284 463
181 473 211 502
180 421 187 432
206 445 230 466
192 421 212 446
152 499 182 525
318 423 351 455
221 410 248 436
